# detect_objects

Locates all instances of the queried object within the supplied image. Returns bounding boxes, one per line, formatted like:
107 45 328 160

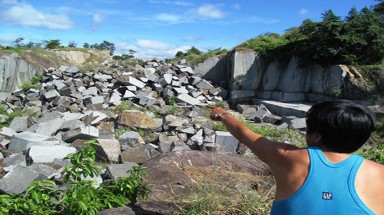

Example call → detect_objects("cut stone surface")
0 165 39 195
28 145 76 163
105 163 139 180
96 138 121 162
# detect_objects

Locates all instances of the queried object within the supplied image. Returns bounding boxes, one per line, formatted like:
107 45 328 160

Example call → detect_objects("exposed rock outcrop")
194 49 372 104
0 53 38 92
0 49 110 92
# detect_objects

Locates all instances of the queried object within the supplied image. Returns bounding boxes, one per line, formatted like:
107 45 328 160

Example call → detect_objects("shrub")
0 140 150 215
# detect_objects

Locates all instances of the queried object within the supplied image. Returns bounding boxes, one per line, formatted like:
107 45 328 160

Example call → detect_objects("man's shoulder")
359 159 384 185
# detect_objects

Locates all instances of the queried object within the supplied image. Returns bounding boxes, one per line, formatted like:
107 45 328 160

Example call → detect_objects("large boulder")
142 150 271 201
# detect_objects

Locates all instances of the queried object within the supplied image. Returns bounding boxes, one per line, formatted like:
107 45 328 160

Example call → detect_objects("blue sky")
0 0 378 58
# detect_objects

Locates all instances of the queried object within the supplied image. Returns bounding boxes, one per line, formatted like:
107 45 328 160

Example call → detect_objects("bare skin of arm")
209 106 384 214
208 106 309 200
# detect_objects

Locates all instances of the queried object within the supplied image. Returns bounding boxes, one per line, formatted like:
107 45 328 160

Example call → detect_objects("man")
209 100 384 214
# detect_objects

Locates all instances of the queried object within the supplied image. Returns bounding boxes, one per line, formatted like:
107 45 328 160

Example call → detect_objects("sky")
0 0 379 59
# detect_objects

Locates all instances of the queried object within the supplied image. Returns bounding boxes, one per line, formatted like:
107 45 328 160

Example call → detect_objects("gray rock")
3 154 26 172
8 132 55 152
94 74 113 82
62 126 99 142
31 118 66 136
28 145 76 163
195 79 214 90
177 93 201 106
214 131 239 154
120 144 159 164
139 95 157 106
191 129 204 146
105 163 139 180
127 76 146 89
0 127 17 138
29 163 62 180
118 131 144 149
179 66 194 74
44 89 60 102
9 116 33 132
0 165 39 195
96 139 121 162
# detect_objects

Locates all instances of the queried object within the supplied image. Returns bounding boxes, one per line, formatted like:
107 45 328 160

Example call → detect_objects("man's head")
306 100 375 153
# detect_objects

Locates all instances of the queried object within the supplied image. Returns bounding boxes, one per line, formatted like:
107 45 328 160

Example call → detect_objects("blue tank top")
271 147 375 215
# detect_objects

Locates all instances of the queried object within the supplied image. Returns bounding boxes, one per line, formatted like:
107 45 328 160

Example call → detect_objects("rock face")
0 50 110 93
142 150 271 201
194 49 371 103
0 53 38 92
54 49 110 65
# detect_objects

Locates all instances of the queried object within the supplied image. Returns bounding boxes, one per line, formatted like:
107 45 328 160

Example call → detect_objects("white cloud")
197 4 224 19
0 2 73 30
137 39 170 49
299 8 308 16
154 13 181 23
116 39 191 58
93 13 104 24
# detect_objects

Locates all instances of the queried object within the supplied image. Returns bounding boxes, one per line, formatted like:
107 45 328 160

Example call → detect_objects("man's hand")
207 105 230 121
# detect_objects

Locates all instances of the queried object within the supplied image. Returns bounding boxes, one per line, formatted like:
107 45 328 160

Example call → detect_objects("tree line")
0 38 116 56
239 0 384 66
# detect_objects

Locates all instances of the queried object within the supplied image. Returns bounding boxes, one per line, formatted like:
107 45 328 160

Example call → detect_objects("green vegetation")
214 100 225 108
238 5 384 66
357 143 384 164
21 75 41 91
113 101 136 114
167 95 178 106
213 119 306 147
166 47 228 66
0 141 150 215
0 106 36 128
1 38 116 56
174 165 275 215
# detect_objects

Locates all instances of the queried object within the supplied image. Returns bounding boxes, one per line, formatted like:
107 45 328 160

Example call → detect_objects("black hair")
306 100 375 153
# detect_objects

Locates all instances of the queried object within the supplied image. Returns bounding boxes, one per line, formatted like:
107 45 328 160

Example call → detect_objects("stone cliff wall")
0 53 38 92
0 50 110 92
194 49 370 103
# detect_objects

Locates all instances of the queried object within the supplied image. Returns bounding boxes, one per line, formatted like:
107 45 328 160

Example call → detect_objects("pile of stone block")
0 58 306 195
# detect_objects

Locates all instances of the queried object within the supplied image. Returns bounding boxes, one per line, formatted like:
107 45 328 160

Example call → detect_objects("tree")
100 40 115 55
343 7 384 64
175 51 185 58
68 41 77 48
90 41 116 55
25 42 35 48
186 46 202 55
83 43 90 48
373 0 384 16
13 37 24 47
44 39 61 49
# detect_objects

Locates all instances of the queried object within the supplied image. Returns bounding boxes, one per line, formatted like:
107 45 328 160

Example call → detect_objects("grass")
20 75 42 91
0 106 37 128
166 48 228 66
113 101 136 114
174 165 275 215
213 119 306 147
